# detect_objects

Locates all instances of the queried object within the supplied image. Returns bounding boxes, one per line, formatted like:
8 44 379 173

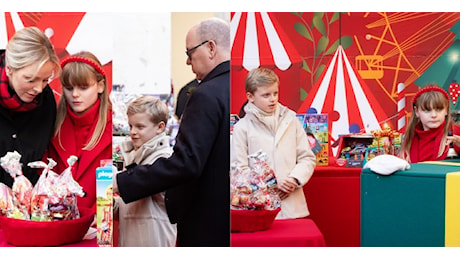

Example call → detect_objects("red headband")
60 56 106 77
412 86 449 105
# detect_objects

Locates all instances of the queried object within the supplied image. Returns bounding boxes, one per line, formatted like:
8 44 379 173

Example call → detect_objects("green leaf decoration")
340 35 353 49
302 58 311 73
294 22 312 41
315 64 326 82
324 41 339 55
316 36 329 57
323 36 353 55
291 12 303 17
300 88 308 101
329 12 340 24
312 12 326 36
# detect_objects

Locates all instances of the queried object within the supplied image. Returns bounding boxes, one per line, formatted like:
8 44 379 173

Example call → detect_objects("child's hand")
277 177 298 199
447 134 460 147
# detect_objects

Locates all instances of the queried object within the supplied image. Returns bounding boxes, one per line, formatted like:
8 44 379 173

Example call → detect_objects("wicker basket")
231 208 280 232
0 207 93 246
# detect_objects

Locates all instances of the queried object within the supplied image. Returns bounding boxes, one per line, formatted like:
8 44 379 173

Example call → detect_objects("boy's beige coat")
114 132 177 246
231 102 316 219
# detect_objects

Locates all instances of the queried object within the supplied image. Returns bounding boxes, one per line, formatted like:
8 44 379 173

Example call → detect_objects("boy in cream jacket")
231 68 316 219
114 96 176 246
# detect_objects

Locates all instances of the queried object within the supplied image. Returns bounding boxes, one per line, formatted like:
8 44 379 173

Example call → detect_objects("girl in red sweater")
401 85 452 163
46 51 112 213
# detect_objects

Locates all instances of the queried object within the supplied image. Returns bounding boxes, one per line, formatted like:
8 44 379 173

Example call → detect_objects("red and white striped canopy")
0 12 24 48
231 12 301 71
298 45 386 155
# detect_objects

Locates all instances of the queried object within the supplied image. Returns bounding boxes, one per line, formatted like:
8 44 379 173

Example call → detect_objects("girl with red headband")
46 51 112 213
0 27 61 188
401 85 457 163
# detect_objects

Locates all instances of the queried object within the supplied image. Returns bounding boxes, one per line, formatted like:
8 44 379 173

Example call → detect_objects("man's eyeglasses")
185 40 209 57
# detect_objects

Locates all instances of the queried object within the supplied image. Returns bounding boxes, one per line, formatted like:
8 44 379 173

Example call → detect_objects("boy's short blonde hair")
127 96 169 125
245 67 279 94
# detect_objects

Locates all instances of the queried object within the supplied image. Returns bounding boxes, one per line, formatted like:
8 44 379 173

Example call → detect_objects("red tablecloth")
0 228 97 247
230 218 325 247
303 166 361 247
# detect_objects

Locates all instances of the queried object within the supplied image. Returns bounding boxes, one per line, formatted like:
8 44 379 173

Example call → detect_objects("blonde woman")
0 26 60 187
46 51 112 213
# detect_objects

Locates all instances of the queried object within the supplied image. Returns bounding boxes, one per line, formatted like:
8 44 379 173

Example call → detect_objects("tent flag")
0 12 24 48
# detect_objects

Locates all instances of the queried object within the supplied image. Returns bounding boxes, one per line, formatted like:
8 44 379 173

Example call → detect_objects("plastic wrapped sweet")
0 151 85 222
28 159 58 221
230 151 281 210
0 183 14 216
28 155 84 221
0 151 33 219
230 151 282 232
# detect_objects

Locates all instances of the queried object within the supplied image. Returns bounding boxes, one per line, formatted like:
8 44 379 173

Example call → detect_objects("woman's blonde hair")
5 26 60 77
127 95 169 126
245 67 279 94
401 84 451 162
55 51 111 150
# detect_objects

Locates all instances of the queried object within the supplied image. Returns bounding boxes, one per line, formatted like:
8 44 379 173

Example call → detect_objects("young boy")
231 67 316 219
114 95 176 246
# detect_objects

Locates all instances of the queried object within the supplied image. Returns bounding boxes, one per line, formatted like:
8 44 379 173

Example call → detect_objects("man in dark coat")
115 17 230 246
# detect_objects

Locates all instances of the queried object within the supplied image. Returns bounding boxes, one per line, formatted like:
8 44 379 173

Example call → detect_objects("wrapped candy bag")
56 155 85 219
230 151 281 210
0 151 33 219
28 158 58 221
0 183 14 216
248 151 281 210
230 165 253 209
28 155 84 221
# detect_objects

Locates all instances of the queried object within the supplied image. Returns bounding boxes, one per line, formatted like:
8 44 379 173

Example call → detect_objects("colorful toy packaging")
96 160 113 247
230 150 281 210
367 128 402 161
230 114 240 134
335 134 375 167
305 113 329 166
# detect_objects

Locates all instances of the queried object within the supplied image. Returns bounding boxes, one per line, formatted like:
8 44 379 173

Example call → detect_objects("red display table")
303 166 361 247
0 228 97 247
230 218 325 247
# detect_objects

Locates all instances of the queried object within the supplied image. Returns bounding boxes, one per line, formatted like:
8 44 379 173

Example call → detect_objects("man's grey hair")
197 17 230 51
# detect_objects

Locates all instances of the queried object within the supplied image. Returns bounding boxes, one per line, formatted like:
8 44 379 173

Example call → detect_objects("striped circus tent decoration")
230 12 302 71
298 45 387 156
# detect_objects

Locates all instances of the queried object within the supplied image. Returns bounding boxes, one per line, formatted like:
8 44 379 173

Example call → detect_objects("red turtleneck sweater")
409 121 448 163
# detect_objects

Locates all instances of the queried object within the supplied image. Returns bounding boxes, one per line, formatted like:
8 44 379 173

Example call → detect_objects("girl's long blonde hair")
401 85 451 162
55 51 111 150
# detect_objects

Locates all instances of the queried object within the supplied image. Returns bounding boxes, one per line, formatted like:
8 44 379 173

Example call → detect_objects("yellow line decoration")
445 172 460 247
419 161 460 167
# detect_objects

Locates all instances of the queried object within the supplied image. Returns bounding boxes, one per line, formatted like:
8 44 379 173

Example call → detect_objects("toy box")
336 134 374 167
367 128 402 161
304 113 329 166
230 114 240 134
96 160 113 247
